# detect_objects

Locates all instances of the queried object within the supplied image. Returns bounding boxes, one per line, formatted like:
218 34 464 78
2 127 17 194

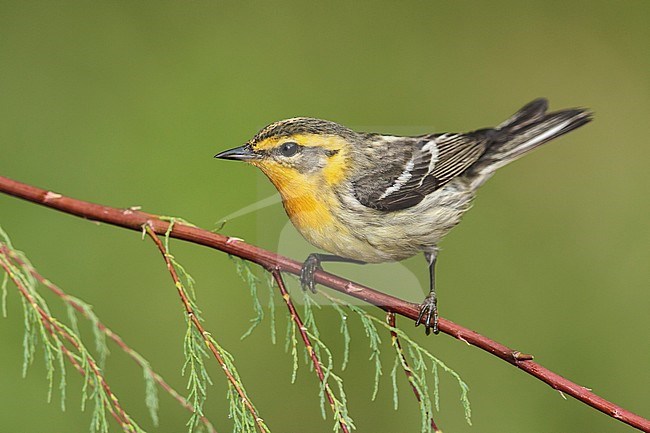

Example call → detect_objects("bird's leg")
300 253 365 293
416 251 439 335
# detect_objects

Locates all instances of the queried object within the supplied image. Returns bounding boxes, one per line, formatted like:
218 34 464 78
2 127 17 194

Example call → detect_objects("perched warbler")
215 98 591 334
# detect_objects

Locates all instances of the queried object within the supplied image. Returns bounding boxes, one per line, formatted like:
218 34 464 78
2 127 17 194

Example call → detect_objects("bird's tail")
472 98 592 181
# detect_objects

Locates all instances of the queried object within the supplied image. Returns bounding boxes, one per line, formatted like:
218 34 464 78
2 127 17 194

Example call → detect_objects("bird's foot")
300 254 322 293
415 293 439 335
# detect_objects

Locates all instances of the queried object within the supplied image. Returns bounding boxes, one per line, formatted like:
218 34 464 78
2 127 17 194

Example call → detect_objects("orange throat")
256 164 335 232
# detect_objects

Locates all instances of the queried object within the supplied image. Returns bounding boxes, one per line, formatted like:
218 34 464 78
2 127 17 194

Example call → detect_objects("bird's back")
328 99 592 262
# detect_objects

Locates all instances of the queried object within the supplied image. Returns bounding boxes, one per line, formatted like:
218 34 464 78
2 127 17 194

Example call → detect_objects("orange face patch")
249 133 349 188
321 150 346 185
253 160 334 228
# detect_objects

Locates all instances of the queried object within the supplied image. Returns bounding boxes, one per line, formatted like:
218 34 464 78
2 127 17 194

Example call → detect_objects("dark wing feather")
431 133 491 186
353 132 490 211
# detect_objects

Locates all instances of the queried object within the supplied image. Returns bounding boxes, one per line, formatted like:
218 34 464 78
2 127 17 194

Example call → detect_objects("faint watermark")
216 123 440 306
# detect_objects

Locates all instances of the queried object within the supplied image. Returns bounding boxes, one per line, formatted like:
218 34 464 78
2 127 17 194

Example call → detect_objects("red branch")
271 269 351 433
1 245 217 433
387 312 440 432
143 224 267 433
1 174 648 432
0 250 137 432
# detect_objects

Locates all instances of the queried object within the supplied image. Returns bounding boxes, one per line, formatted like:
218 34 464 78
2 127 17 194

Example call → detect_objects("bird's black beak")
214 144 259 161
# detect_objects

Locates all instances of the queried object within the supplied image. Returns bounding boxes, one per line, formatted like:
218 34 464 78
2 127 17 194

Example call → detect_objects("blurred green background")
1 1 649 432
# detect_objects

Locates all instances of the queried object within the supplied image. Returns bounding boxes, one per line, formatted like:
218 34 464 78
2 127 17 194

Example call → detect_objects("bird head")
215 118 356 195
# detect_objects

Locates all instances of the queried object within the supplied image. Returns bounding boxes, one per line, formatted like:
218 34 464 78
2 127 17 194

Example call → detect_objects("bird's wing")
352 133 490 211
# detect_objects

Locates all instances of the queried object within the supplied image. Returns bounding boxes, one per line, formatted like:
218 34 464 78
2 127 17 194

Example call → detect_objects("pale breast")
280 177 476 263
331 178 477 262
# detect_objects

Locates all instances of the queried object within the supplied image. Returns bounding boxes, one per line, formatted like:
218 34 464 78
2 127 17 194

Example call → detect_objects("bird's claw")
415 293 439 335
300 255 321 293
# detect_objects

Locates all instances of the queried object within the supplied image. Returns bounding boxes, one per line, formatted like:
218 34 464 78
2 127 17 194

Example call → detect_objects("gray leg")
300 253 365 293
416 251 439 335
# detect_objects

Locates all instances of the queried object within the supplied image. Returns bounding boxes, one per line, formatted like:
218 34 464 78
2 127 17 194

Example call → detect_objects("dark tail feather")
496 98 549 131
477 98 592 174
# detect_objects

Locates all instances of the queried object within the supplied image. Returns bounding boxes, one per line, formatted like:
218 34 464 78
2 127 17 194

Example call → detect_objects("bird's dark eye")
279 141 300 157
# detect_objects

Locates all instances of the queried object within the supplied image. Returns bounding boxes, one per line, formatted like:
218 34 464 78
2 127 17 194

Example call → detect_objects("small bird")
215 99 592 334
